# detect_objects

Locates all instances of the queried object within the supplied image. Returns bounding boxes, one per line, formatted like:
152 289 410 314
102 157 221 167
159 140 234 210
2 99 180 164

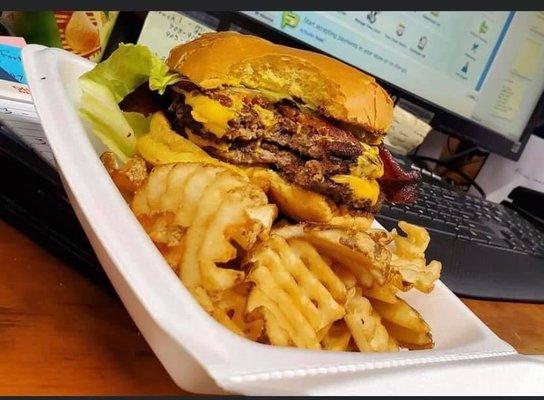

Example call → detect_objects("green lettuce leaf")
79 44 180 160
123 111 150 135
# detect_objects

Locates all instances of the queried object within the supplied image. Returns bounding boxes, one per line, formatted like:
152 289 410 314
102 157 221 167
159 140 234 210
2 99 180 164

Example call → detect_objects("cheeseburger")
119 32 418 222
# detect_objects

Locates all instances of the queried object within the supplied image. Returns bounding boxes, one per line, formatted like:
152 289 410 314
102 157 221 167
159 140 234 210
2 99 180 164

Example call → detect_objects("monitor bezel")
195 11 541 161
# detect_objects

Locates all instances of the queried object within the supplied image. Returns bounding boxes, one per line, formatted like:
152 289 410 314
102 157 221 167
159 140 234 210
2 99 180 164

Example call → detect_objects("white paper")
137 11 214 60
384 105 433 155
473 134 544 202
0 97 55 167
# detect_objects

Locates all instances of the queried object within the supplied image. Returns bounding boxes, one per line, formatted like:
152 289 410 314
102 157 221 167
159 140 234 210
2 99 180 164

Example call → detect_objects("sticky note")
0 44 26 84
0 36 26 48
512 37 543 79
531 12 544 36
384 106 433 155
137 12 214 60
492 78 525 120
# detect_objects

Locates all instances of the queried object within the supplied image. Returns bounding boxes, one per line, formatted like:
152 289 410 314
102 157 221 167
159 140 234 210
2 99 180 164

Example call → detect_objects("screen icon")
281 11 300 29
418 36 428 50
479 20 488 34
396 23 405 37
367 11 379 24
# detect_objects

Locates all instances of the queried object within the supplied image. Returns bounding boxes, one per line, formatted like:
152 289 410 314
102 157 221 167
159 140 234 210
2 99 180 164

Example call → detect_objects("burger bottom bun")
245 167 373 231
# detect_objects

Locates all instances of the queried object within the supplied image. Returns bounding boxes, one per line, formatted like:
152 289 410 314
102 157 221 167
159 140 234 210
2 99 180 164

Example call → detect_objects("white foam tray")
22 45 544 395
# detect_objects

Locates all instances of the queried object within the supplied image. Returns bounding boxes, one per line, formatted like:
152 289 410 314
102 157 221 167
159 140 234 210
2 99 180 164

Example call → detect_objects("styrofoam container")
22 45 544 395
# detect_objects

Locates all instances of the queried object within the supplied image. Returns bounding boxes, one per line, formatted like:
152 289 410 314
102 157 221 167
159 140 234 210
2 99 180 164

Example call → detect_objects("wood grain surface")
1 219 543 395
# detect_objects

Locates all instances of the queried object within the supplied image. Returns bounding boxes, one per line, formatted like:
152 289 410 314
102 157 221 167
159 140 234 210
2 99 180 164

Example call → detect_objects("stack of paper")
0 36 55 167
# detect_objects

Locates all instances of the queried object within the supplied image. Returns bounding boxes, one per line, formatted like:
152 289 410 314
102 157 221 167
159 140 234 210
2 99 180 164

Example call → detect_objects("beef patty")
166 86 380 211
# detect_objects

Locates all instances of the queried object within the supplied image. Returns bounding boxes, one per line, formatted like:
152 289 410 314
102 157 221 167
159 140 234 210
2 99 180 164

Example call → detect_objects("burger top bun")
167 31 394 135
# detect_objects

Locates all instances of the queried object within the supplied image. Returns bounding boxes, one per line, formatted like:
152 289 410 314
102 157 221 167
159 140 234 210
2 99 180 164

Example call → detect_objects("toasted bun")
243 166 373 231
167 31 393 134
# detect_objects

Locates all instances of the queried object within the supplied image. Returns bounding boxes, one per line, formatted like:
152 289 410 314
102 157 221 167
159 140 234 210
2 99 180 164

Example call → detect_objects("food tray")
22 44 544 395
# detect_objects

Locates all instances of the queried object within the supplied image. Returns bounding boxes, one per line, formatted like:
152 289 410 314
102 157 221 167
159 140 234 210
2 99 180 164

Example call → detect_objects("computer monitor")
211 11 544 161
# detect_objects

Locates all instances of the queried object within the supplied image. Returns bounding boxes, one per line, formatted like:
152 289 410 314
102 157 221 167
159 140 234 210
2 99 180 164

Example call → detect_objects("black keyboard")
376 158 544 303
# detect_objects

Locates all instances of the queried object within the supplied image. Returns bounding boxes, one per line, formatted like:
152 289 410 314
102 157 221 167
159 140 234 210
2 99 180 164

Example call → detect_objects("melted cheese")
331 175 380 205
184 91 236 137
253 105 276 127
351 143 384 179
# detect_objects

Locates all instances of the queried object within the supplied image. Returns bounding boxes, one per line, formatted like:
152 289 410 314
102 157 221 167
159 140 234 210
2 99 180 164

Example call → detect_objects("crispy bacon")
378 147 420 204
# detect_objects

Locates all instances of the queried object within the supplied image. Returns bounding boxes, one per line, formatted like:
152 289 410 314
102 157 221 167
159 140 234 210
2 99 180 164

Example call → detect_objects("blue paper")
0 44 27 84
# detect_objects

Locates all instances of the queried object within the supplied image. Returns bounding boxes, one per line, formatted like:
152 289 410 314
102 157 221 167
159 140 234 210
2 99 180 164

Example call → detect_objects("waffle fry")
273 224 391 287
392 221 442 293
117 159 441 353
344 287 399 352
381 320 434 350
369 297 433 350
100 152 148 201
321 320 352 351
246 236 345 349
132 163 276 293
213 284 264 341
363 272 404 303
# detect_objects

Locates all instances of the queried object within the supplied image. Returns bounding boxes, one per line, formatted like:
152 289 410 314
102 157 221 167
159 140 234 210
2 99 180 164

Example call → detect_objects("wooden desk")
1 220 543 395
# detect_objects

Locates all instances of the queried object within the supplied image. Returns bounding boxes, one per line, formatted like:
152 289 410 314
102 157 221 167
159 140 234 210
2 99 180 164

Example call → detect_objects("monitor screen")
242 11 544 144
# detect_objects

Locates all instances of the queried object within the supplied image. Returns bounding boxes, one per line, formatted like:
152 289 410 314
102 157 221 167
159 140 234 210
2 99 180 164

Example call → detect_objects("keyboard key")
456 229 470 240
426 210 438 219
501 230 514 239
486 237 510 249
534 246 544 256
470 236 488 244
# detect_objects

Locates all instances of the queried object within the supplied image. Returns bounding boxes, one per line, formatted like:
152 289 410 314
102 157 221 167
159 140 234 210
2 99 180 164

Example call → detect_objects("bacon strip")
378 147 420 203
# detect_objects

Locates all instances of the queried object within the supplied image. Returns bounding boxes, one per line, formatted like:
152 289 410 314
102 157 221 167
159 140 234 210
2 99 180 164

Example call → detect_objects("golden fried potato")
363 282 400 304
273 224 391 287
121 155 441 353
381 320 434 350
344 287 399 352
246 235 346 349
369 297 430 332
245 167 373 231
321 320 352 351
100 151 148 200
391 221 442 293
212 283 264 341
247 287 294 347
132 163 277 293
137 112 241 174
246 168 335 222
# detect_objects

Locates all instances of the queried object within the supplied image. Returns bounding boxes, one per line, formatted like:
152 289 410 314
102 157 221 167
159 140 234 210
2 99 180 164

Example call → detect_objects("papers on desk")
0 37 32 103
383 105 433 155
137 12 214 60
0 43 27 84
0 97 55 167
473 134 544 202
0 36 55 168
